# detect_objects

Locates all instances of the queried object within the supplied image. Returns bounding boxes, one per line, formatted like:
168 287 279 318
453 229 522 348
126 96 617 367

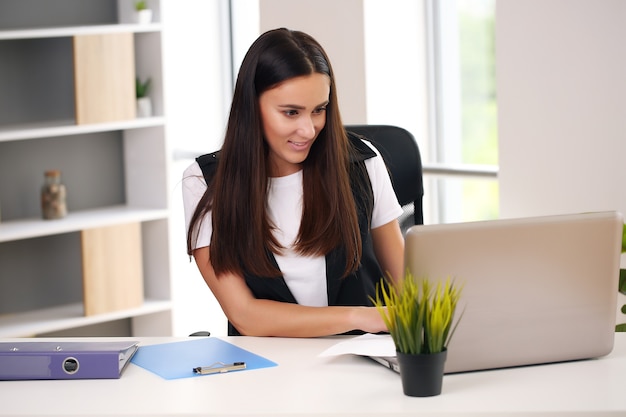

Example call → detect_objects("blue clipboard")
131 338 277 380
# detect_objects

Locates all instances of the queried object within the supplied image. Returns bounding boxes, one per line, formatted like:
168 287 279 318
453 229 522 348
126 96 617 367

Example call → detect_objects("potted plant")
373 272 463 397
135 1 152 24
136 76 152 117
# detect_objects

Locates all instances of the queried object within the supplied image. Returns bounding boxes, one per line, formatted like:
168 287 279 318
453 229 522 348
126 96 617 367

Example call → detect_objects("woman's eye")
284 110 299 116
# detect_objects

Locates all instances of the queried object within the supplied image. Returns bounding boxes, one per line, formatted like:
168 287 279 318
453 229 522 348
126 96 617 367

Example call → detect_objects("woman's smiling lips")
288 139 312 150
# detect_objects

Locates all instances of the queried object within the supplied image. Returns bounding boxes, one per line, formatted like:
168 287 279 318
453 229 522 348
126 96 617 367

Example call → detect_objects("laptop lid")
402 211 622 374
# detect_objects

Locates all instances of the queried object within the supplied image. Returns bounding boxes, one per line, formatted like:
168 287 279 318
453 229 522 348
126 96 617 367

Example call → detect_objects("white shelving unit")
0 117 166 142
0 0 173 337
0 22 163 40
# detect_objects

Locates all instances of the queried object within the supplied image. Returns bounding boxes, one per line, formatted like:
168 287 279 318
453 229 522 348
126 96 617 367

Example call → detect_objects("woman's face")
259 73 330 177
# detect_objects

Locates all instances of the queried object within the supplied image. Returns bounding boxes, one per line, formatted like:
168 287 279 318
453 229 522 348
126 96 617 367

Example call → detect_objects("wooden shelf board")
0 23 162 40
0 206 168 243
0 117 165 142
0 300 172 338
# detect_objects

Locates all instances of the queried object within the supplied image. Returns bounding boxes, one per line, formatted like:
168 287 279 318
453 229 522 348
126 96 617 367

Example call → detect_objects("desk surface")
1 334 625 417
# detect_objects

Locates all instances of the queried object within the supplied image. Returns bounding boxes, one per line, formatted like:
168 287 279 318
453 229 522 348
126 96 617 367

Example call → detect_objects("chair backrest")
346 125 424 232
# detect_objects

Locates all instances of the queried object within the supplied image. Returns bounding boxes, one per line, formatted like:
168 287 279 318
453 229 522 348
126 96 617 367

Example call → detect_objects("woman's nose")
297 117 316 139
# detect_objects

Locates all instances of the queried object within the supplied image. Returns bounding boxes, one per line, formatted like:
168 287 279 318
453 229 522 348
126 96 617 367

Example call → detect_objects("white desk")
1 334 625 416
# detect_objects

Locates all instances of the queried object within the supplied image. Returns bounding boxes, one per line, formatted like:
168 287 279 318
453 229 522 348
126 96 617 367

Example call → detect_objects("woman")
183 28 405 337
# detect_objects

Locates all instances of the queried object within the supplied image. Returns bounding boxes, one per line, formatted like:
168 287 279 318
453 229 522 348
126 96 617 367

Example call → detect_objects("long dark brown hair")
187 28 361 278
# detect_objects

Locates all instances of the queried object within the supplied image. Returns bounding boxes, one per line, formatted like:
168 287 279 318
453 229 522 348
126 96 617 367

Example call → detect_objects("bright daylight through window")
429 0 498 224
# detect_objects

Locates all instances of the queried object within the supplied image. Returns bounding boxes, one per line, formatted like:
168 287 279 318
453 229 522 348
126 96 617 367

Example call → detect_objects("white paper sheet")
318 333 396 357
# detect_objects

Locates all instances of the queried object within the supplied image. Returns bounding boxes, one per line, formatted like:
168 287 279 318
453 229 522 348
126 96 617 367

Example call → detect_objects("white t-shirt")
182 139 403 307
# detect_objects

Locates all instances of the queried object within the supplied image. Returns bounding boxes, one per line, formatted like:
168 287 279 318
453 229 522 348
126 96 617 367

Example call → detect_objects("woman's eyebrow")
278 104 305 109
278 100 329 110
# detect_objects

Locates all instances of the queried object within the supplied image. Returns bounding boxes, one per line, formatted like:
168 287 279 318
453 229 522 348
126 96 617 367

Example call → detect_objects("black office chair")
346 124 424 233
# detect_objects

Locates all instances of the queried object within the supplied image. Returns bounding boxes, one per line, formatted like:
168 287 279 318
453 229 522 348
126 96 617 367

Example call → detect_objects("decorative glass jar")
41 170 67 220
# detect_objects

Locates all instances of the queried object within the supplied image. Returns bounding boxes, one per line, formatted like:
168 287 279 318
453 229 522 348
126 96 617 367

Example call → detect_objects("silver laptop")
376 211 622 374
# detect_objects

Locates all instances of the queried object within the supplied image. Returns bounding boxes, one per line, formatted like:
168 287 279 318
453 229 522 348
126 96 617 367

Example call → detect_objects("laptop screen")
403 211 622 373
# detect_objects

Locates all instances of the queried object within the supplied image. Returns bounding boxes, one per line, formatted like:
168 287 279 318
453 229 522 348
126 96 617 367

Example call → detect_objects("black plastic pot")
396 348 447 397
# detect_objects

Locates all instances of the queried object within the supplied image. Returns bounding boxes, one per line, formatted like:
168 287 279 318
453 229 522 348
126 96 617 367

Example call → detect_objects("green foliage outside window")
458 1 498 222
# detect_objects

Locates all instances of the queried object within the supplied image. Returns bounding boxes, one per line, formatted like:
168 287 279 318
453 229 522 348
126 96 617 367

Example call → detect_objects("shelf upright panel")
81 222 144 316
73 32 136 124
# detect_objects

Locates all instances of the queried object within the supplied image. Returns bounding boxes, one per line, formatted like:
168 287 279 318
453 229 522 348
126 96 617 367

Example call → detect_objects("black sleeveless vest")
196 132 387 335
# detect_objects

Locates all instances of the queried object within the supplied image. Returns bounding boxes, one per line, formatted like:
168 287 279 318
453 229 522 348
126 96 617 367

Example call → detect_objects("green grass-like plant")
373 272 463 355
135 1 148 11
136 77 151 98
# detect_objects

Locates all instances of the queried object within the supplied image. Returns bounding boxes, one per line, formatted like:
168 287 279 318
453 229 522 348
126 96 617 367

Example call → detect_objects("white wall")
161 0 230 336
496 0 626 219
258 0 367 124
363 0 430 153
496 0 626 325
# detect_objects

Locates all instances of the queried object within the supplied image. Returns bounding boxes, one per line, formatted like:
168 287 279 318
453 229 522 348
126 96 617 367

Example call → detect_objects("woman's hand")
350 306 389 334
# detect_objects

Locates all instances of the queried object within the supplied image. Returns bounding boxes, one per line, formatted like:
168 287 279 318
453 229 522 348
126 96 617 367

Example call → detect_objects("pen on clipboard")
193 361 246 375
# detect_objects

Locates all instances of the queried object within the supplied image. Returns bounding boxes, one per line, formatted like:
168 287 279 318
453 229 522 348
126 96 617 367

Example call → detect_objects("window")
428 0 498 223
